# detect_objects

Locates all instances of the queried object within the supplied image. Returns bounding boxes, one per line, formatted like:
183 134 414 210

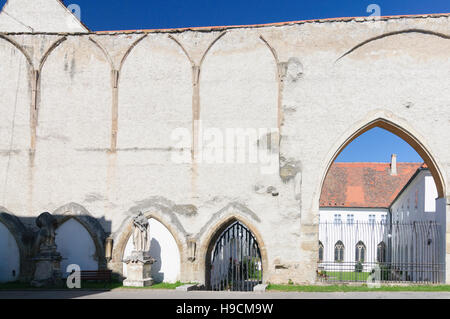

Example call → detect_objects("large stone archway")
198 213 268 289
311 116 448 283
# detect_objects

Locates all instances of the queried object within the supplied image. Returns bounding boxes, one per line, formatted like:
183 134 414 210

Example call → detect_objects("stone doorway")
208 221 263 291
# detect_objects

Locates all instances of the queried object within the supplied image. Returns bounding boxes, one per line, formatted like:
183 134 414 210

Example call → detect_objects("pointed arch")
198 211 268 287
118 34 148 73
336 29 450 62
0 209 28 281
355 241 366 262
112 204 188 279
38 36 67 72
318 116 446 201
0 34 33 68
53 203 107 269
377 241 387 263
334 240 345 262
88 37 115 70
318 241 324 262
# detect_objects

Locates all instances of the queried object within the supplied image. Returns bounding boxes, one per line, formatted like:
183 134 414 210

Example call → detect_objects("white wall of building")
319 208 388 272
390 169 444 282
123 218 181 283
0 222 20 283
56 218 98 276
391 170 439 223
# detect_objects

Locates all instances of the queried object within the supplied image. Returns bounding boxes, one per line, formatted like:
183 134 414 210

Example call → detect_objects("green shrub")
355 261 363 273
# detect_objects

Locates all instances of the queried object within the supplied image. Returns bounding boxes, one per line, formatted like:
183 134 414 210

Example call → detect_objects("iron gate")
210 221 263 291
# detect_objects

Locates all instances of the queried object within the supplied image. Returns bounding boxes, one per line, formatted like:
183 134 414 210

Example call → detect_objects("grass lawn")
267 284 450 292
0 280 188 290
323 271 371 282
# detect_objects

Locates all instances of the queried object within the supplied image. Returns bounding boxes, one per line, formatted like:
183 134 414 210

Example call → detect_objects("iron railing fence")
317 221 444 284
210 221 263 291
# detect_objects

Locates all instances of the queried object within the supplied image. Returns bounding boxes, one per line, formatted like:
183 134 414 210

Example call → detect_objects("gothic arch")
112 205 188 277
197 206 268 287
53 203 107 269
337 29 450 62
0 34 33 67
0 208 29 280
118 34 148 73
317 114 446 206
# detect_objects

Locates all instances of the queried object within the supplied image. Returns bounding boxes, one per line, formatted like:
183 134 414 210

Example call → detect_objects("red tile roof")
320 162 424 208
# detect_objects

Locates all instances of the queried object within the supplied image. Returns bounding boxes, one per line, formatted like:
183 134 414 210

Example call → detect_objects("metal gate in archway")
210 221 263 291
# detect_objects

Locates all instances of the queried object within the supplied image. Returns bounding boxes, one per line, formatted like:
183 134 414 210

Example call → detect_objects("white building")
389 165 444 282
319 157 445 281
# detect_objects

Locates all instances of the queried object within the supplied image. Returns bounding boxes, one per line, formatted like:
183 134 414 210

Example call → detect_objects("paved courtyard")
0 289 449 299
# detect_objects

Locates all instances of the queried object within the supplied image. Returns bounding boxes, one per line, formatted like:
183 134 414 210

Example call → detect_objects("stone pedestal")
31 245 63 288
123 251 155 287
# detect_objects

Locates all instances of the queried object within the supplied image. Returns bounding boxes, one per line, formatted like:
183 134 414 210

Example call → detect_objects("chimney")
390 154 398 176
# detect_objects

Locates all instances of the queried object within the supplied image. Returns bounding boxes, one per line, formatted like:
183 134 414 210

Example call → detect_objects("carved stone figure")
123 212 155 287
132 212 150 253
31 212 62 288
34 212 57 252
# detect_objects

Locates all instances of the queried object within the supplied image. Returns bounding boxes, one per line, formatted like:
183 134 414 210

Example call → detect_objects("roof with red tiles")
320 162 424 208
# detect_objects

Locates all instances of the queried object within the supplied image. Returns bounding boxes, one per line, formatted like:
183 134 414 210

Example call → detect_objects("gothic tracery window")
355 241 366 262
334 241 345 262
319 241 324 262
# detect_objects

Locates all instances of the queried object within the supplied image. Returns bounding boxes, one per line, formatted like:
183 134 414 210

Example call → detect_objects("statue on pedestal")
123 212 155 287
132 212 151 254
31 212 63 287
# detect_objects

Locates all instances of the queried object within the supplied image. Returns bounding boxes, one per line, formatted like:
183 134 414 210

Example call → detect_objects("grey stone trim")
52 203 107 269
195 202 261 241
0 208 33 281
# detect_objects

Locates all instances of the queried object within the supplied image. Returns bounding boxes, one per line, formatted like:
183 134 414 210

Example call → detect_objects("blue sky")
51 0 449 31
335 128 423 163
2 0 442 163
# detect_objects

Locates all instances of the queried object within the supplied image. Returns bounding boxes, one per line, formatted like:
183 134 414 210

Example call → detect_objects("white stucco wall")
123 218 181 283
56 218 98 276
0 221 20 282
0 0 87 32
319 208 388 271
0 11 448 284
390 169 444 282
391 170 439 224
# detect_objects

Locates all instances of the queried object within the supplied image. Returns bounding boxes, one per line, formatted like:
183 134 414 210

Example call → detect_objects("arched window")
318 241 324 262
377 242 386 263
355 241 366 263
334 241 345 262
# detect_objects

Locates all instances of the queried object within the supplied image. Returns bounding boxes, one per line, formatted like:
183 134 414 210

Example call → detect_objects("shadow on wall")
122 218 181 284
0 211 112 283
150 238 164 283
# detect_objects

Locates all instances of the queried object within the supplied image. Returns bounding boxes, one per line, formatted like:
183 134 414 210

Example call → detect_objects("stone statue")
123 212 155 287
34 212 57 252
31 212 62 288
132 212 150 252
